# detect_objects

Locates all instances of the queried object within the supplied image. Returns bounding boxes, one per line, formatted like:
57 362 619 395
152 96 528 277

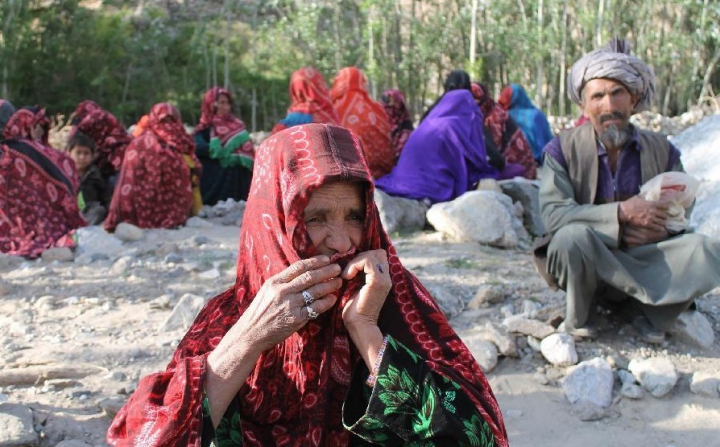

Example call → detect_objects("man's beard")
598 112 632 149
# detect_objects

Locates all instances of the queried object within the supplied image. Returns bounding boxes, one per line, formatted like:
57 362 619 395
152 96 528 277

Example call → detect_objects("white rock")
499 178 545 236
426 191 529 248
75 226 125 259
41 247 74 262
0 254 23 271
540 333 578 366
161 293 207 332
374 190 428 234
463 336 498 372
199 268 221 280
620 382 645 399
99 397 126 419
114 223 145 242
110 256 135 275
527 336 542 352
185 216 214 228
670 311 715 349
617 369 636 385
426 285 465 319
0 403 37 446
628 357 679 398
689 371 720 398
503 316 555 339
672 115 720 238
467 284 505 309
521 299 541 319
504 408 524 419
473 323 517 357
562 357 614 421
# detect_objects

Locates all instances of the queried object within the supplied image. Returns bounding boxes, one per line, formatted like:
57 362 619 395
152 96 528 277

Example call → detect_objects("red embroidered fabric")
0 138 84 257
103 103 197 231
4 108 52 146
72 108 132 175
107 124 507 447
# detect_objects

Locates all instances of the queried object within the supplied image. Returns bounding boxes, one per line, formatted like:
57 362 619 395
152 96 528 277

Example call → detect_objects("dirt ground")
1 224 718 446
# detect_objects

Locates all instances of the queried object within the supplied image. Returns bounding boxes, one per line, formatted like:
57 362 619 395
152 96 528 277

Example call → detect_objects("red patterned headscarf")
287 67 340 124
4 107 51 146
73 109 132 174
146 103 196 156
382 88 414 159
193 87 253 158
107 124 507 446
330 67 393 179
73 100 102 121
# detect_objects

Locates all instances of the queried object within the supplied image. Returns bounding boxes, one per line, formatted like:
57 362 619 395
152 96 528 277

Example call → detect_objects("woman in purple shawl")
375 89 497 204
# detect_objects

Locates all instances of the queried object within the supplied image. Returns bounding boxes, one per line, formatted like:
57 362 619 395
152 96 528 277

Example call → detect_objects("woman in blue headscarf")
498 84 554 164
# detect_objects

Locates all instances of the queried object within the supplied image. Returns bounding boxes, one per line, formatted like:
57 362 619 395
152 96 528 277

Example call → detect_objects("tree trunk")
470 0 478 78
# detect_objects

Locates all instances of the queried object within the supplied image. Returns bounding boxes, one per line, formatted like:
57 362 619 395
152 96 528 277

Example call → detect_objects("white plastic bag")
639 172 699 232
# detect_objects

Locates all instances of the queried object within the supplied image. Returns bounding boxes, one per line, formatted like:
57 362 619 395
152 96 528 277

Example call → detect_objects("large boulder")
374 190 427 234
670 310 715 349
671 115 720 238
499 178 545 236
161 293 207 332
75 226 126 259
426 191 529 248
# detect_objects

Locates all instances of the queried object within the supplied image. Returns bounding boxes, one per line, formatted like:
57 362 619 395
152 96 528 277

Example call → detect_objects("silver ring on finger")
306 304 319 320
302 289 315 306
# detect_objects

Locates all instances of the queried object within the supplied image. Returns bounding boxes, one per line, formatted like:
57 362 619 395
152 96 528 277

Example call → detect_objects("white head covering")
568 38 655 112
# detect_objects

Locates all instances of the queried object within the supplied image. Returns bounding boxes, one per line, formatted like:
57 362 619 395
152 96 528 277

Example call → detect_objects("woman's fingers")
303 277 343 302
303 294 338 319
273 255 330 284
285 263 341 292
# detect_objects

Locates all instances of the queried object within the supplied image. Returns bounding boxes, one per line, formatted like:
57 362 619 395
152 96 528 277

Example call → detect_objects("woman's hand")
206 255 342 426
341 249 392 328
238 255 342 352
341 250 392 372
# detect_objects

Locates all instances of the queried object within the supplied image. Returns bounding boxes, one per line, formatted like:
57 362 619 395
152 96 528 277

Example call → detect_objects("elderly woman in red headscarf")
330 67 394 179
271 67 340 134
107 124 508 447
471 82 536 180
70 100 132 181
381 88 414 161
193 86 254 205
104 103 201 231
1 107 85 257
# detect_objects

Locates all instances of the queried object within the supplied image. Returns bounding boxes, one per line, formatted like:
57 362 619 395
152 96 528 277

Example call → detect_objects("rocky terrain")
2 115 720 447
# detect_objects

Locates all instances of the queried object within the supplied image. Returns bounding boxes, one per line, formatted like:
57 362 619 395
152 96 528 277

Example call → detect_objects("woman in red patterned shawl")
1 108 85 257
193 87 254 205
271 67 340 134
71 101 132 179
381 88 414 161
471 82 536 180
104 103 200 231
107 123 507 447
330 67 394 179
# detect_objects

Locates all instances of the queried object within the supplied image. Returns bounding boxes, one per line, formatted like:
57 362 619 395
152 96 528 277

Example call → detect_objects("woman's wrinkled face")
303 182 365 257
216 94 231 116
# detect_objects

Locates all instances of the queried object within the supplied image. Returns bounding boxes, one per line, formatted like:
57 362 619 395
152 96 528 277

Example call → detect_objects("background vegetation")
1 0 718 131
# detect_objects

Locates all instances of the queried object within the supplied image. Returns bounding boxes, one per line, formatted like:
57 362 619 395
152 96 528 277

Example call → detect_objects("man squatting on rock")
535 38 720 343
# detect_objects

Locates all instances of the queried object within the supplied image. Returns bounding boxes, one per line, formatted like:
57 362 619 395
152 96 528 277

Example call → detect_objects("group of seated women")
1 66 551 259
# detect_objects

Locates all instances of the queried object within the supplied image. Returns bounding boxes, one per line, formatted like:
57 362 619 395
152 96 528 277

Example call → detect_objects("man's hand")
622 224 669 247
618 195 668 231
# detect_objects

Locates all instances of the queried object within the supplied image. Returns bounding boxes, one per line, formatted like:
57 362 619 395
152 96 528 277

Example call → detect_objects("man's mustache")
599 111 628 124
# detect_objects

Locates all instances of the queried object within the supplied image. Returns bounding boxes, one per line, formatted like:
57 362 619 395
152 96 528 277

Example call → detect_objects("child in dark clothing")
67 132 110 225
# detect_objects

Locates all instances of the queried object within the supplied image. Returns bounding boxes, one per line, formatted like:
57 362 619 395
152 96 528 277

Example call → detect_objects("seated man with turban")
535 38 720 343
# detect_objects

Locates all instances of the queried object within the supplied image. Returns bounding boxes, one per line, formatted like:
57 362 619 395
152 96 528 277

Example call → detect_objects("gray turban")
568 38 655 112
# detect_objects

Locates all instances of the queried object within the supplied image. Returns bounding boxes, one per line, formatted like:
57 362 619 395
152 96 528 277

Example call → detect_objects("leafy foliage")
1 0 718 131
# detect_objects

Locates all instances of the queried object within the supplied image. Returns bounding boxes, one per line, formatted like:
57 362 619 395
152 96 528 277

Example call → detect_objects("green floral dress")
201 336 496 447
